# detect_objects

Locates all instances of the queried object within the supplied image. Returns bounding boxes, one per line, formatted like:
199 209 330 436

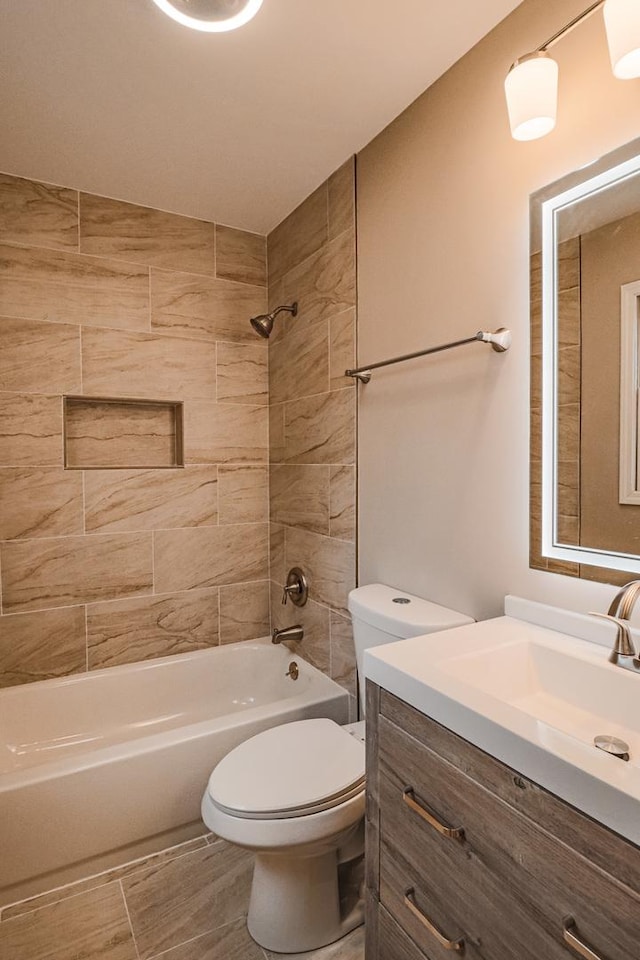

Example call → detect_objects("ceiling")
0 0 522 233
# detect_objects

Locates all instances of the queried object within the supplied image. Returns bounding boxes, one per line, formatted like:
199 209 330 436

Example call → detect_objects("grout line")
84 604 89 672
118 880 142 960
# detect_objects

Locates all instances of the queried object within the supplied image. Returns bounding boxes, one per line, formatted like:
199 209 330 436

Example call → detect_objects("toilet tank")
348 583 474 714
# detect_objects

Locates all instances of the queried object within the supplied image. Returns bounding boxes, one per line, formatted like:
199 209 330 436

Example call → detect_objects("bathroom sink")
363 597 640 844
441 638 640 766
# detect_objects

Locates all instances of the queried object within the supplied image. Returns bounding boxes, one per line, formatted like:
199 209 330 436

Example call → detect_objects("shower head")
250 302 298 339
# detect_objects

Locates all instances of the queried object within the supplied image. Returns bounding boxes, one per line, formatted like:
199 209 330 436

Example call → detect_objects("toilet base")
247 848 364 953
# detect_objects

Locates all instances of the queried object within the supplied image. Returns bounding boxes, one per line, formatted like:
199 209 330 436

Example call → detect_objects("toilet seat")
206 718 365 820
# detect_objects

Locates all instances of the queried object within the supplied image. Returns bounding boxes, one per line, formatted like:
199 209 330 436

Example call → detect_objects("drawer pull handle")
404 888 465 953
563 917 605 960
403 787 465 840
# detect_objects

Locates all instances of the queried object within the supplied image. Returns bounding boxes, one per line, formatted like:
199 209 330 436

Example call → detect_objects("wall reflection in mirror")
531 137 640 583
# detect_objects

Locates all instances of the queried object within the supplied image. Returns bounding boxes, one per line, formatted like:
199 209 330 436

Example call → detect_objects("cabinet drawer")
380 689 640 893
377 901 435 960
378 712 640 960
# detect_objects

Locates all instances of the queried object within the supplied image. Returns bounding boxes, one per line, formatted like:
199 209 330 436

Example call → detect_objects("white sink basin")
442 639 640 766
364 600 640 844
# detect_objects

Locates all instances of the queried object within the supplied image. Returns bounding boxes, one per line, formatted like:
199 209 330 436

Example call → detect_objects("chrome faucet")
272 625 304 645
590 580 640 672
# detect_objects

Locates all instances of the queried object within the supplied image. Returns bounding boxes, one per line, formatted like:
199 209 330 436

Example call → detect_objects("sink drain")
594 735 630 761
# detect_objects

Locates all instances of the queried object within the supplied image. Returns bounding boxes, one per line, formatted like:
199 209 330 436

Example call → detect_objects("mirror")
530 137 640 583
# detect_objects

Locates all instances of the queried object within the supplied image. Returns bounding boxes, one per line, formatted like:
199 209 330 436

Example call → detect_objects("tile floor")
0 834 364 960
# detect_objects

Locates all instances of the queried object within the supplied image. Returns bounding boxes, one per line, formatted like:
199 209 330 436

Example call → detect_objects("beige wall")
581 211 640 555
267 160 358 715
356 0 640 619
0 174 271 687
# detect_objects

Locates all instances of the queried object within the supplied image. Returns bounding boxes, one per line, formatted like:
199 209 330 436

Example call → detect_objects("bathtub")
0 639 349 905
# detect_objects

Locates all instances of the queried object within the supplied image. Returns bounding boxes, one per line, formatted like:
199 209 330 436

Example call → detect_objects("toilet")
201 583 473 953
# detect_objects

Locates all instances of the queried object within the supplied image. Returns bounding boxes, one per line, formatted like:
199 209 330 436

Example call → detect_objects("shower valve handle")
281 567 309 607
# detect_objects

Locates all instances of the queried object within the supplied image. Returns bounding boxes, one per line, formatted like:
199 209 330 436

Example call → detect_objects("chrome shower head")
250 302 298 338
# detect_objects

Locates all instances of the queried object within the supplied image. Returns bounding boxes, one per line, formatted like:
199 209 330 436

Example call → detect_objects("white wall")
356 0 640 621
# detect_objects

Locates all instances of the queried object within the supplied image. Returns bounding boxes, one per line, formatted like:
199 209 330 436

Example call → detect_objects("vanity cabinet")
365 683 640 960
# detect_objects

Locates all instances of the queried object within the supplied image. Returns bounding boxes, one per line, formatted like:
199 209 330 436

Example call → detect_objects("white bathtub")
0 639 349 905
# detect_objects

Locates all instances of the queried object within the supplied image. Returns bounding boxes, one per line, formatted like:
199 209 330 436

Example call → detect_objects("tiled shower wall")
267 159 358 713
0 173 271 687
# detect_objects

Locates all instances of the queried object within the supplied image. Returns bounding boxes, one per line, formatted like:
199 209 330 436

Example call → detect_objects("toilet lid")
207 719 365 819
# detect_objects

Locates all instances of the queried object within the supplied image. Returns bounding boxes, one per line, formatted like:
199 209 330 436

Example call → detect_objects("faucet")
590 580 640 672
272 625 304 645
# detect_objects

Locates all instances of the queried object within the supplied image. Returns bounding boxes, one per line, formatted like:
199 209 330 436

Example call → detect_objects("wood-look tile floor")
0 835 364 960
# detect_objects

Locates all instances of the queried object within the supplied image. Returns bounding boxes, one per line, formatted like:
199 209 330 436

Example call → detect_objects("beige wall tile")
270 464 330 535
215 225 266 287
270 581 330 673
281 229 356 327
219 580 270 643
184 401 268 464
64 399 180 469
267 183 328 284
283 389 355 465
0 393 62 466
328 158 355 241
285 527 355 616
0 317 81 394
269 317 329 404
84 466 217 533
269 522 286 585
0 243 149 330
329 309 356 390
1 532 153 613
0 468 83 539
269 403 286 463
329 464 356 541
216 342 268 405
218 464 268 524
557 345 580 406
0 174 78 251
0 882 136 960
154 523 268 593
87 589 219 669
151 268 266 343
121 841 253 960
0 607 86 688
330 611 356 700
81 327 216 401
79 194 216 275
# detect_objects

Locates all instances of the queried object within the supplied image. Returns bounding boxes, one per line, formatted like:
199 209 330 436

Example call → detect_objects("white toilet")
201 583 473 953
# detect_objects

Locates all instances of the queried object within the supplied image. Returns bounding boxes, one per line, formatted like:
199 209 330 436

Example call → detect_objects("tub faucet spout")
272 625 304 645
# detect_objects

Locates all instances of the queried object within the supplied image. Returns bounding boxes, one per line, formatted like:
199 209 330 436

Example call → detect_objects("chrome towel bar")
345 327 511 383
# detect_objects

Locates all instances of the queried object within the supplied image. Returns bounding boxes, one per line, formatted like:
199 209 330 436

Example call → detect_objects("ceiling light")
505 53 558 142
506 1 640 142
151 0 263 33
604 0 640 79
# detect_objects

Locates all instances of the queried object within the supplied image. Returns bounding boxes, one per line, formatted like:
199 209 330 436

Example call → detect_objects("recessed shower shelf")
63 396 184 470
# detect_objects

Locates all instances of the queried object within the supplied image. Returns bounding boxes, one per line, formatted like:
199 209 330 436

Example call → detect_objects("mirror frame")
530 136 640 582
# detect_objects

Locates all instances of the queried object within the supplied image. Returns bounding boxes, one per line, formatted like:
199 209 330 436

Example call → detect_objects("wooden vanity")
365 682 640 960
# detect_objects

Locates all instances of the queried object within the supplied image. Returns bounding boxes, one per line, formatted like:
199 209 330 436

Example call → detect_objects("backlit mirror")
530 137 640 583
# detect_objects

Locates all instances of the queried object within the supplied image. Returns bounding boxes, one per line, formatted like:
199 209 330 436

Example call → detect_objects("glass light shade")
604 0 640 79
505 53 559 141
151 0 263 32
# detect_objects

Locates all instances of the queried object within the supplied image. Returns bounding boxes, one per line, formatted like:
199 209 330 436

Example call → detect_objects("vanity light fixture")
505 0 640 141
150 0 263 33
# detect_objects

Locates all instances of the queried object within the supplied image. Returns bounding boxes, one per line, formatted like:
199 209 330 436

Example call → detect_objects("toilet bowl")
201 583 473 953
202 718 366 954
